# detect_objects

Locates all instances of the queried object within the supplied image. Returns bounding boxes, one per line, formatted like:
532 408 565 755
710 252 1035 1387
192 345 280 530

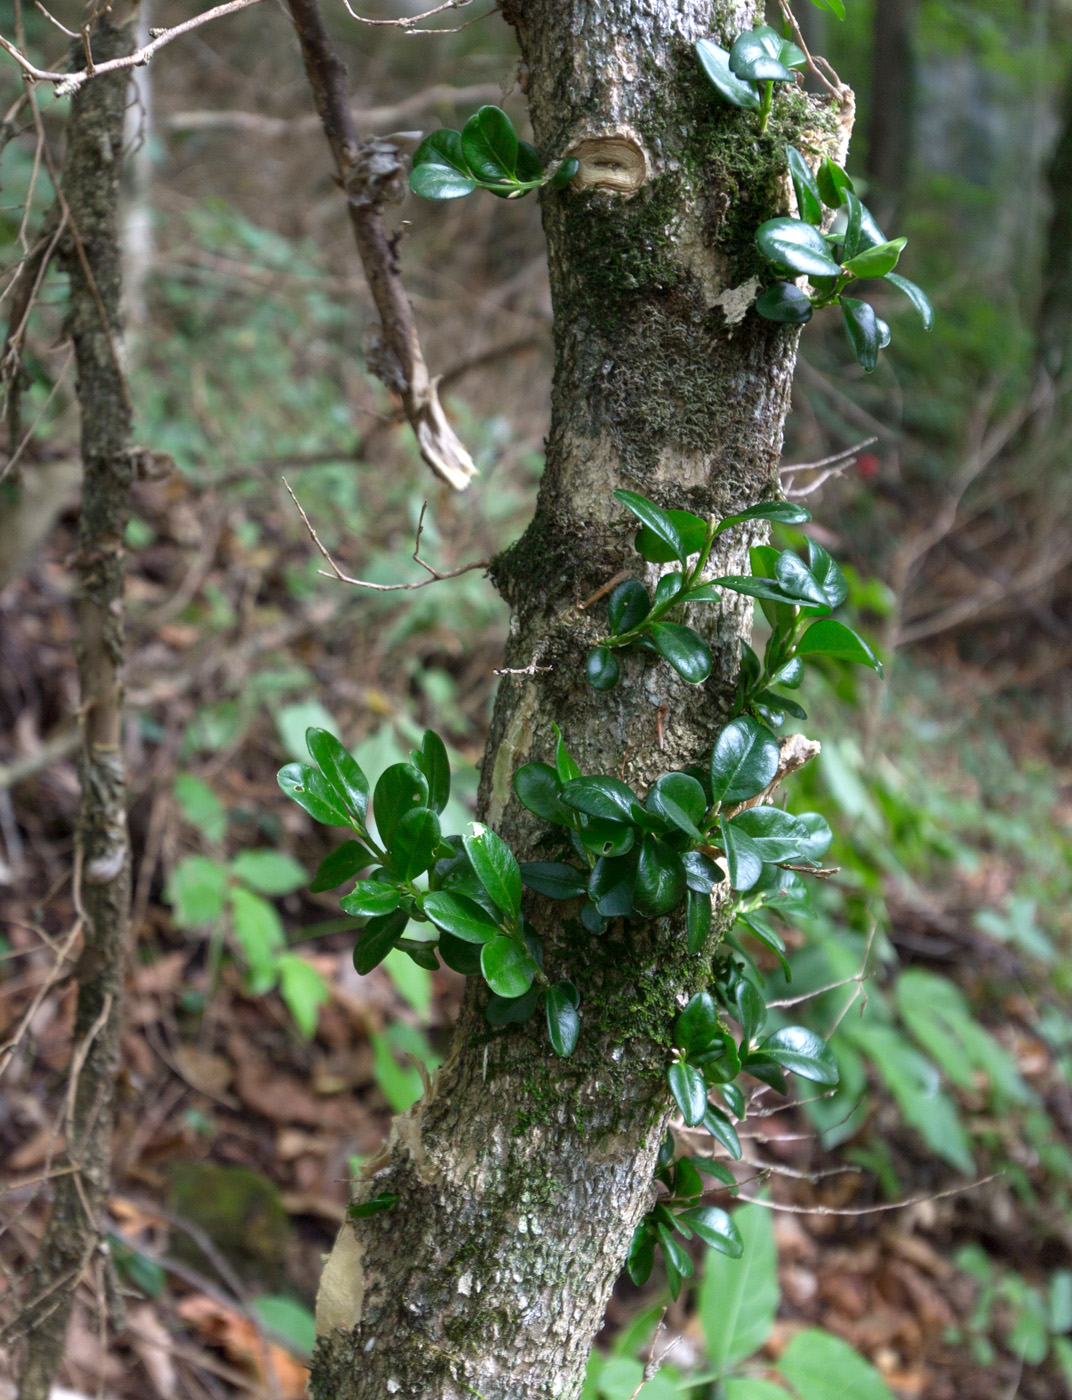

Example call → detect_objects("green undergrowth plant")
952 1246 1072 1379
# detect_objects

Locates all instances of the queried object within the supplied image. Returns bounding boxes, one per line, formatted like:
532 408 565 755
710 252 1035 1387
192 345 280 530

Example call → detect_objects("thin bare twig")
283 477 489 592
494 657 552 677
737 1172 1002 1216
340 0 469 26
776 0 845 99
780 436 878 474
576 570 630 611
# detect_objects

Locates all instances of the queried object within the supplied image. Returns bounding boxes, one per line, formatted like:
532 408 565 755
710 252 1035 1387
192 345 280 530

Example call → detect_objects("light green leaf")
174 774 227 844
166 855 228 929
231 849 307 896
276 954 329 1039
699 1202 779 1369
481 935 537 998
779 1328 897 1400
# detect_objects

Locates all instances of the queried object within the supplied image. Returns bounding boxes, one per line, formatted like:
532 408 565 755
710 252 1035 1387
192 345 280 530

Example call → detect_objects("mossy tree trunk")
311 4 850 1398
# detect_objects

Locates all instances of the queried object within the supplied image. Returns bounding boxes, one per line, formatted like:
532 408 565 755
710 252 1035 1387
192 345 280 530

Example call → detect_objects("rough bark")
310 5 851 1398
14 19 134 1400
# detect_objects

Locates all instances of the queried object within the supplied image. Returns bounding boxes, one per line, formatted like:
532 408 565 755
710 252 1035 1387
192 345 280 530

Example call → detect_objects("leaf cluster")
409 105 577 201
696 25 806 132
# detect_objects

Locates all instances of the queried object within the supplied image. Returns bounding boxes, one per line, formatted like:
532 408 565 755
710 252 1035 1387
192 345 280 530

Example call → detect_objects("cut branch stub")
567 131 650 194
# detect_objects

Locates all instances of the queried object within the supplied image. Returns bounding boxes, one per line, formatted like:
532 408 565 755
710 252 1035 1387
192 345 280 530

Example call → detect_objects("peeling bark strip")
286 0 477 491
310 4 851 1398
15 19 134 1400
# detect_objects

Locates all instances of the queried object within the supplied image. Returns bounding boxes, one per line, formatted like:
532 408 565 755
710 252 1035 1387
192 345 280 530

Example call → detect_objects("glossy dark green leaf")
761 1025 839 1085
310 840 368 893
711 574 801 605
464 824 522 920
634 836 687 917
340 879 402 919
437 929 482 975
398 937 439 971
409 129 478 200
485 986 540 1026
549 156 579 188
278 763 350 828
652 623 712 684
422 891 500 944
744 1055 789 1095
730 805 810 863
719 817 764 892
353 908 408 975
669 1060 708 1126
884 271 934 330
786 144 822 225
614 489 685 562
460 105 518 183
562 775 641 824
608 579 650 634
589 853 638 918
675 991 720 1057
373 763 429 849
703 1103 743 1159
841 296 880 372
770 656 804 689
586 646 620 690
796 810 833 862
753 689 807 721
626 1222 656 1285
516 139 543 183
816 155 854 208
646 772 707 839
806 538 848 609
658 1223 691 1300
775 550 829 607
843 236 906 280
678 1206 743 1257
719 500 812 534
653 571 685 610
551 724 581 783
574 818 634 858
797 617 883 673
520 862 587 900
634 509 708 563
546 979 581 1057
729 25 804 82
710 717 780 805
682 849 723 893
580 901 609 933
481 935 537 998
719 1081 746 1118
755 281 813 324
416 730 450 814
756 218 843 279
306 728 370 824
390 807 441 881
687 1155 739 1190
673 1157 705 1202
737 912 790 978
695 36 761 110
734 977 766 1044
513 763 568 823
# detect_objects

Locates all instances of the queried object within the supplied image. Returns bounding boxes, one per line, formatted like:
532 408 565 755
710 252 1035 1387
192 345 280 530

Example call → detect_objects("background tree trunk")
310 5 851 1397
866 0 917 230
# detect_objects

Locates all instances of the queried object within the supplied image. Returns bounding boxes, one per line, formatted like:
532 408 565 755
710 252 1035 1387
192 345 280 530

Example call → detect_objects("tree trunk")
311 5 851 1398
1038 62 1072 385
14 18 134 1400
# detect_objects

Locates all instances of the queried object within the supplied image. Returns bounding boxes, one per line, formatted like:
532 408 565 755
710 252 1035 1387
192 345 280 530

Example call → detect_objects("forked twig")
283 477 490 592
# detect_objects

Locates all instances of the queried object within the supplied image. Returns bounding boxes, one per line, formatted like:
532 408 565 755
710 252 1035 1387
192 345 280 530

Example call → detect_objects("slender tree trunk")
866 0 917 230
311 5 851 1397
1038 63 1072 385
15 19 134 1400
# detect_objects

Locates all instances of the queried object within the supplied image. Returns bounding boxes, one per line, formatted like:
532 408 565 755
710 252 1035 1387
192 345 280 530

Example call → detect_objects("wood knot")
566 131 650 195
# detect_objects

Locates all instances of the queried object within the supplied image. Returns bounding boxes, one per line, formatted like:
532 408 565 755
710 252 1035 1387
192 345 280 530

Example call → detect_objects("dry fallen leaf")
177 1295 309 1399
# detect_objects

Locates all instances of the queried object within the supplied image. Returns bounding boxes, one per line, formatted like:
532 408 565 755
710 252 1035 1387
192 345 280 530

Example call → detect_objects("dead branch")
340 0 471 25
284 477 489 591
737 1172 1002 1217
285 0 477 490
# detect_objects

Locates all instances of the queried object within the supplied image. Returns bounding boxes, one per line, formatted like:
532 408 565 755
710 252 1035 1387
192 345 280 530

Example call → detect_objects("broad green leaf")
775 551 829 607
816 156 853 208
546 979 581 1057
438 930 482 975
786 144 822 224
276 954 329 1039
174 774 227 844
695 37 761 110
166 855 228 928
614 489 685 562
562 775 642 825
755 281 813 323
574 819 635 859
608 579 650 634
353 908 408 975
229 886 285 990
797 617 883 673
719 817 764 892
391 807 442 881
843 236 906 280
729 26 804 82
306 727 370 824
514 762 567 822
678 1206 743 1257
634 509 708 563
842 297 880 371
461 106 518 184
340 879 402 918
590 852 639 919
729 806 810 863
884 271 934 330
646 772 706 838
698 1202 779 1369
587 646 620 690
372 763 429 848
231 849 307 896
652 623 712 684
686 887 713 953
761 1025 839 1085
710 717 780 804
422 891 500 944
369 1028 424 1111
310 840 368 893
481 935 537 998
634 836 687 917
675 991 720 1057
485 986 540 1026
410 129 477 200
779 1328 897 1400
756 218 843 279
417 730 451 814
278 762 350 827
520 862 588 900
682 849 723 892
251 1295 317 1357
465 823 522 919
806 538 848 608
719 1081 746 1117
668 1060 708 1126
704 1103 742 1159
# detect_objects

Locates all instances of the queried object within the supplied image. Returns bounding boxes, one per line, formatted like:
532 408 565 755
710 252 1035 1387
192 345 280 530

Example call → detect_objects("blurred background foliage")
1 1 1071 1397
